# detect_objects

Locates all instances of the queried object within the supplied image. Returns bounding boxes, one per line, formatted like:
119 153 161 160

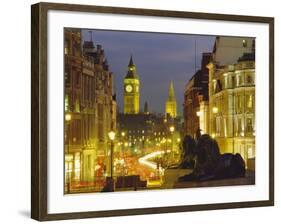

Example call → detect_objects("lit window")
213 80 216 92
73 153 80 181
246 118 253 133
65 95 69 111
242 39 247 47
224 76 228 89
247 95 253 108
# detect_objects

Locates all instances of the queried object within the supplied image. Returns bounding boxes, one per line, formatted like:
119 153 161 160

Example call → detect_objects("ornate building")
123 56 140 114
165 81 177 118
64 28 83 185
206 53 255 162
64 29 116 191
194 37 256 165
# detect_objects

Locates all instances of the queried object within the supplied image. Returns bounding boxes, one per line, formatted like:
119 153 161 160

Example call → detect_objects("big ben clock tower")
123 55 140 114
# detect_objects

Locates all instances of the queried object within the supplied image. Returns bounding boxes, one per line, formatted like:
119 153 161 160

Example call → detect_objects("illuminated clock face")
126 85 133 93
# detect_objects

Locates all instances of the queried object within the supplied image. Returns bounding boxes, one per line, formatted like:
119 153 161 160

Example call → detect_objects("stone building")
183 53 211 137
64 28 83 185
195 36 256 164
207 52 255 162
64 29 116 190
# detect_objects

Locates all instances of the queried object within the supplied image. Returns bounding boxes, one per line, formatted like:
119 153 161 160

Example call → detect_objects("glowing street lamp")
212 107 218 114
107 130 116 191
169 126 175 163
120 131 126 176
108 131 116 141
108 131 116 175
65 113 72 122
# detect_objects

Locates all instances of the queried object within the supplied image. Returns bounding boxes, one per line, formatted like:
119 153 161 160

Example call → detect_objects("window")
246 75 253 84
64 66 70 86
236 74 243 86
74 153 81 181
242 39 247 47
247 95 253 109
64 40 69 55
65 94 69 111
75 99 80 113
236 95 243 113
238 118 242 135
224 75 228 89
246 118 253 133
213 81 216 92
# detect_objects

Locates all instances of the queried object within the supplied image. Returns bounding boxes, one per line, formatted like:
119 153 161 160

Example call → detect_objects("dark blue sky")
82 29 215 115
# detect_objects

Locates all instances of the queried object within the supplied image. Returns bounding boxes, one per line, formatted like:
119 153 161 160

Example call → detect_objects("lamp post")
108 131 115 191
169 125 175 165
65 113 71 193
121 132 125 176
108 131 116 178
169 125 175 151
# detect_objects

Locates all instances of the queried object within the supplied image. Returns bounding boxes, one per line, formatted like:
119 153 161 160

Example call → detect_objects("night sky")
82 29 215 115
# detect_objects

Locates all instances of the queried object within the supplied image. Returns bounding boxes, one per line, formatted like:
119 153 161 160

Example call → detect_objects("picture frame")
31 2 274 221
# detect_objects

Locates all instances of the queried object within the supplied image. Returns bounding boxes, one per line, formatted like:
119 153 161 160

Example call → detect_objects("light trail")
138 150 171 173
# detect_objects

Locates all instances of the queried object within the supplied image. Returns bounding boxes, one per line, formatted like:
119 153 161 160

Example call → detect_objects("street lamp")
65 113 71 193
108 131 116 178
212 106 218 114
65 113 72 122
120 131 125 177
169 126 175 165
169 126 175 150
107 130 116 192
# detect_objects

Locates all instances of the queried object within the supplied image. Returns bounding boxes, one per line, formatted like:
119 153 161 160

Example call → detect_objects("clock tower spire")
123 55 140 114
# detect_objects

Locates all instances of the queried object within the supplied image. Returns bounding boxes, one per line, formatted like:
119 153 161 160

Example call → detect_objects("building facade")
183 53 211 137
196 36 256 164
64 28 83 186
64 29 116 191
123 56 140 114
206 53 255 162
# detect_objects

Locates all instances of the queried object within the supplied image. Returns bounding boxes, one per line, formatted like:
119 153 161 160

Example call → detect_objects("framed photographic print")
31 2 274 221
